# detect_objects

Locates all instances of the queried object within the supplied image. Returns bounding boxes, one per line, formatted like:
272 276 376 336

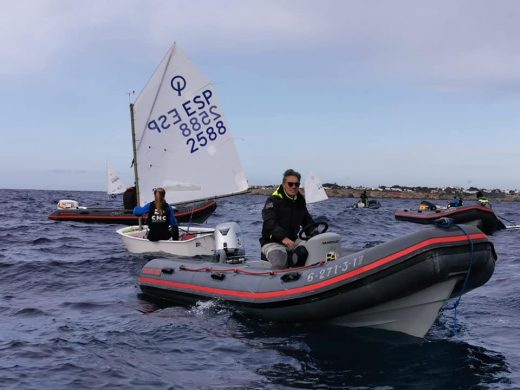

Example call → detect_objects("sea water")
0 189 518 389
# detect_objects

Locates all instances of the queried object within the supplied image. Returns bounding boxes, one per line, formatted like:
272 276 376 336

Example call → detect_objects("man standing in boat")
133 187 179 241
360 190 369 207
260 169 315 269
476 190 491 208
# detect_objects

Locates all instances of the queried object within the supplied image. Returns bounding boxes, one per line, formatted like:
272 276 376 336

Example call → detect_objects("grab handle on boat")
434 217 455 227
211 273 226 281
281 272 301 283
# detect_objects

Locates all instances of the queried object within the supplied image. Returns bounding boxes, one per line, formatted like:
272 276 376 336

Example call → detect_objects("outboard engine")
57 199 79 210
214 222 246 263
301 232 342 266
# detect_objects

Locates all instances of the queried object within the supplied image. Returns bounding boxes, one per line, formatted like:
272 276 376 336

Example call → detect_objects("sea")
1 189 519 389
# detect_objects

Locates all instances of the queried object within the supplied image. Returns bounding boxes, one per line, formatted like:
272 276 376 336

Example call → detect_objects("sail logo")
170 75 186 96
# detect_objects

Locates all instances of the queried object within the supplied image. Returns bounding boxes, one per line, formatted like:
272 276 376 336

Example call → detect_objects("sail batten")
132 44 248 206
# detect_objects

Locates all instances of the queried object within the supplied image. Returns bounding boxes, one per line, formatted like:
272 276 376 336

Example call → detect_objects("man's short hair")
283 169 301 182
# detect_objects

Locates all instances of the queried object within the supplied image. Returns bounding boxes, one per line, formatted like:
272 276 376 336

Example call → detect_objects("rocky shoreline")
249 187 520 202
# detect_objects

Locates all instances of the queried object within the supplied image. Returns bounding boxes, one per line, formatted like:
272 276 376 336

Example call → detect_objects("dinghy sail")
106 161 126 195
305 173 328 204
131 43 248 206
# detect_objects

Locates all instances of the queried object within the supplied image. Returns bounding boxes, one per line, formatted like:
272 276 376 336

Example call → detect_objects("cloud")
3 0 520 93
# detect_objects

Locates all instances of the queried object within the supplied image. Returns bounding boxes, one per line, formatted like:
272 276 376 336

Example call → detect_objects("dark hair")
153 187 167 211
283 169 301 182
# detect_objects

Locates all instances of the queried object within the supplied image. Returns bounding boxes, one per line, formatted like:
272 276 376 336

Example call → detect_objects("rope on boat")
496 214 516 225
179 260 327 276
435 217 475 336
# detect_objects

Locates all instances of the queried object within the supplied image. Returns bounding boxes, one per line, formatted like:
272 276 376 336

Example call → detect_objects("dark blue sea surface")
0 189 519 389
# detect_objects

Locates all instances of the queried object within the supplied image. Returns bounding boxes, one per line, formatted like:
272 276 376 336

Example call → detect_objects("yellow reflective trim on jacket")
272 186 297 201
272 187 283 199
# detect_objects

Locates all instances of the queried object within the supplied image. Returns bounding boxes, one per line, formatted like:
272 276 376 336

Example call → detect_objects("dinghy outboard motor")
57 200 79 210
214 222 246 263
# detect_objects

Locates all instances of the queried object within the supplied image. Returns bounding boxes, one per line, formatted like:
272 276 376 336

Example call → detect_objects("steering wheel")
299 222 329 240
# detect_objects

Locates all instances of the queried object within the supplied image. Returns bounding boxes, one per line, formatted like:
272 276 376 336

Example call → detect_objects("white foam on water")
189 300 219 315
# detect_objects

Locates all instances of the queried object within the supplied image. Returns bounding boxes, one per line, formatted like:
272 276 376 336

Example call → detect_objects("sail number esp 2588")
146 89 227 154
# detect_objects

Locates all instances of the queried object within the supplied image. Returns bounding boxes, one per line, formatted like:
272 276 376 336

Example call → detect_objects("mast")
129 103 142 228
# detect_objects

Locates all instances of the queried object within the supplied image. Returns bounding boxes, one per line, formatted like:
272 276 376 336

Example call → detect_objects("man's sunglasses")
286 182 300 188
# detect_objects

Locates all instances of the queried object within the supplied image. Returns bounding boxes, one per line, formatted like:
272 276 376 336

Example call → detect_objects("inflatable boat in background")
48 199 217 225
350 200 382 209
138 222 496 338
394 204 505 235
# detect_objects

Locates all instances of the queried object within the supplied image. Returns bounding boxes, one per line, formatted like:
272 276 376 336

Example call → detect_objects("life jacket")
146 201 171 234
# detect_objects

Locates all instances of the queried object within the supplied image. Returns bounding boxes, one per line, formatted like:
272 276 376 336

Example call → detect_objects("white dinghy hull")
117 225 215 257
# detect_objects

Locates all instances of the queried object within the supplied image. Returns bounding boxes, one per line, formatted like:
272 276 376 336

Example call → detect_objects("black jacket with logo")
146 201 171 235
260 185 315 246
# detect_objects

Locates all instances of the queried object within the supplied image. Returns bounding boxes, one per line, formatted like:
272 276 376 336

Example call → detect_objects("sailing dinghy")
107 161 127 196
117 43 248 256
304 173 328 204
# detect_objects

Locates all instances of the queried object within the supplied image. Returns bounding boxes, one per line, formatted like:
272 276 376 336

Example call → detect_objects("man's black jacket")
260 185 314 246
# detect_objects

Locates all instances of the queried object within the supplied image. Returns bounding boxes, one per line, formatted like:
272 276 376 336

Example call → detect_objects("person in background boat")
360 190 369 207
476 190 491 208
449 194 463 208
133 187 179 241
260 169 315 269
123 186 137 210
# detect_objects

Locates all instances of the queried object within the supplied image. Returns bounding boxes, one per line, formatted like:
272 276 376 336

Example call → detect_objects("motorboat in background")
395 204 506 235
48 198 217 225
351 199 381 209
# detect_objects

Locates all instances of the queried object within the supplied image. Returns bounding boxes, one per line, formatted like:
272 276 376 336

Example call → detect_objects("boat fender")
281 272 301 283
161 268 174 275
211 273 226 281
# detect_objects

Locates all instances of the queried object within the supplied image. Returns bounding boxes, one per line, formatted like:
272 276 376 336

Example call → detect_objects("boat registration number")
146 88 228 154
306 256 364 282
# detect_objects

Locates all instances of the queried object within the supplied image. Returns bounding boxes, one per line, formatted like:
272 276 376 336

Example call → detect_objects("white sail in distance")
106 161 126 195
132 43 249 206
305 173 328 204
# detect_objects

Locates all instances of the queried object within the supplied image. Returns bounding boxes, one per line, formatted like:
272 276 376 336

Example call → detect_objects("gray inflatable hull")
138 225 496 337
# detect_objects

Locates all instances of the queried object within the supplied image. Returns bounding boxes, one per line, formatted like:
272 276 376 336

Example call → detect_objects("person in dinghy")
133 187 179 241
260 169 317 269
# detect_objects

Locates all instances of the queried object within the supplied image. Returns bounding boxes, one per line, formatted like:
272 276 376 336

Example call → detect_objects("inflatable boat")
138 222 496 338
350 200 381 209
48 200 217 225
395 204 505 235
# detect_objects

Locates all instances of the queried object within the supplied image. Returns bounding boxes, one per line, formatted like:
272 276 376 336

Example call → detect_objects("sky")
1 0 519 191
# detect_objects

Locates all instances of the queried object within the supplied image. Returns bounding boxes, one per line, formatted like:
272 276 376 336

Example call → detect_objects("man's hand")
282 237 296 249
